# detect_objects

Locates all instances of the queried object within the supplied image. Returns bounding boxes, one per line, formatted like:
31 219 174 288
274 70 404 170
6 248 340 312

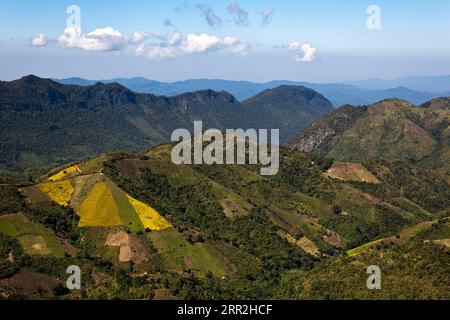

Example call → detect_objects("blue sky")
1 0 449 82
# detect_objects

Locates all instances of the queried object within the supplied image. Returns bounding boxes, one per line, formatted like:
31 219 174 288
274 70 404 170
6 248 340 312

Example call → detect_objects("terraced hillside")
21 163 171 233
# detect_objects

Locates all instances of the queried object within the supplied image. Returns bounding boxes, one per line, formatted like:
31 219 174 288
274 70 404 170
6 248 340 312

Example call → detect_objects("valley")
0 76 448 300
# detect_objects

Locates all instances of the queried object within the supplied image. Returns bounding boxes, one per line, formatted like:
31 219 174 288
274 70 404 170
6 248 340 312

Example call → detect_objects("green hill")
1 141 448 299
0 99 448 299
291 98 450 164
0 75 333 173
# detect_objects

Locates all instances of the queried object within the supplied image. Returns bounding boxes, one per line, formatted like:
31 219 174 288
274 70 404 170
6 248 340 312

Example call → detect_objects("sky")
0 0 450 82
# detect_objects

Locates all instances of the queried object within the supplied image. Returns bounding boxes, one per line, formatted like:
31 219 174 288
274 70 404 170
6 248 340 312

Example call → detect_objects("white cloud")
58 27 127 52
135 32 251 61
31 33 48 47
289 42 317 62
230 42 251 57
132 31 165 43
261 8 274 25
30 24 251 61
181 33 221 54
288 42 302 51
135 44 146 56
145 46 178 60
168 32 182 46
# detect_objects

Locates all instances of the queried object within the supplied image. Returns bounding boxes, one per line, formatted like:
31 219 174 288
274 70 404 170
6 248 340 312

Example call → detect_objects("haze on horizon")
1 0 450 83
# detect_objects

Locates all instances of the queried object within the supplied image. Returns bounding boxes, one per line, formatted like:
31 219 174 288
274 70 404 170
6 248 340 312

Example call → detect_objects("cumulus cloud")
196 4 222 29
181 33 221 53
135 44 146 56
135 32 251 60
132 31 165 43
227 2 249 26
31 33 48 47
168 32 182 46
58 27 127 51
289 42 317 62
261 8 274 25
30 20 251 61
145 46 178 60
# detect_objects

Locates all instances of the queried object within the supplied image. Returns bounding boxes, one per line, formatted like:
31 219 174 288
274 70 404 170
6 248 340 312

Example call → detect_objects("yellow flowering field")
37 180 74 206
77 182 123 227
126 195 171 230
48 165 80 181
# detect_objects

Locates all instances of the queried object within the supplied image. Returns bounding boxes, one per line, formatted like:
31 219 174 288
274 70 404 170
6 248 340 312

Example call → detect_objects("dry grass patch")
296 236 320 256
427 239 450 248
325 162 381 184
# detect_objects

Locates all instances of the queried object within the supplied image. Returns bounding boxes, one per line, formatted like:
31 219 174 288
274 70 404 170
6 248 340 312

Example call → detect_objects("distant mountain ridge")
54 76 450 107
346 75 450 93
0 75 333 172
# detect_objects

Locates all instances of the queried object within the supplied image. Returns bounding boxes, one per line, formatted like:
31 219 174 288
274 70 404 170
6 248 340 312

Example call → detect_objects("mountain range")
347 75 450 93
0 74 448 300
0 75 333 172
54 76 450 107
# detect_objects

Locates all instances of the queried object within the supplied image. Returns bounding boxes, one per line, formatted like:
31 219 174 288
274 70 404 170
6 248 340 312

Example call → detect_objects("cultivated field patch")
37 180 74 207
19 186 52 209
48 165 80 181
346 236 397 257
0 213 69 257
105 231 149 264
325 162 381 184
77 182 123 227
126 195 171 231
296 236 320 256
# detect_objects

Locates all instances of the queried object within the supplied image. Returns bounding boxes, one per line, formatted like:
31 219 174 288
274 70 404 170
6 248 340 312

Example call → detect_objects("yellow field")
77 182 123 227
346 237 389 257
48 165 79 181
126 195 171 230
37 180 74 206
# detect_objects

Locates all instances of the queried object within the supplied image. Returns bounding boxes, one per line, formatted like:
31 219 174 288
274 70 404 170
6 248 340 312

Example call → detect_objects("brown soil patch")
19 186 52 209
221 198 247 218
116 158 147 180
0 270 61 298
7 251 14 263
323 230 343 247
105 231 149 265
